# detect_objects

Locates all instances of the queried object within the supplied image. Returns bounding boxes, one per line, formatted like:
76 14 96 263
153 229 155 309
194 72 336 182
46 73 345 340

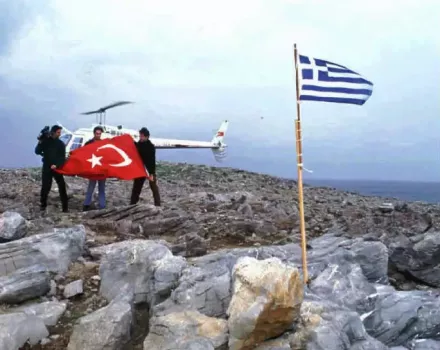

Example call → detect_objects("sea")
305 179 440 205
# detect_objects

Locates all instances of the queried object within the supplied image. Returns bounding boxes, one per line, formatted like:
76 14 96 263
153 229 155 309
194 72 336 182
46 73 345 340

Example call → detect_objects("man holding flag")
82 126 107 211
35 125 69 212
130 127 161 207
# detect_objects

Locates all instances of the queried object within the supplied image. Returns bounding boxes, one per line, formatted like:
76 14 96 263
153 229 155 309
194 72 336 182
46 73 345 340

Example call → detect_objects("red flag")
55 134 148 180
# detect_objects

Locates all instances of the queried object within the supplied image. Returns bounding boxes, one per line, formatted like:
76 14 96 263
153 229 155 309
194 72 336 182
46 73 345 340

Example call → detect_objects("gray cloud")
0 0 439 181
0 1 50 55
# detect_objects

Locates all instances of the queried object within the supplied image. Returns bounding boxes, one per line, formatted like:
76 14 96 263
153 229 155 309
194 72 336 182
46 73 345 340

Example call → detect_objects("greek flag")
298 55 373 105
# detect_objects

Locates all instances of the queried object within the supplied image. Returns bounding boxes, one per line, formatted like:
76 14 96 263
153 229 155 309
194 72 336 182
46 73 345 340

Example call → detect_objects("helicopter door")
70 137 83 151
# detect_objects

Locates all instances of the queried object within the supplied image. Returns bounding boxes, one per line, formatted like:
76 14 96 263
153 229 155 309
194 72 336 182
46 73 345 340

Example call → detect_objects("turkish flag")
55 134 149 180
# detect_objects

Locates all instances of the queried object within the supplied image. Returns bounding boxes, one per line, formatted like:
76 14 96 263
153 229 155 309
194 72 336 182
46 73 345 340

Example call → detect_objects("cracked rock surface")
0 162 440 349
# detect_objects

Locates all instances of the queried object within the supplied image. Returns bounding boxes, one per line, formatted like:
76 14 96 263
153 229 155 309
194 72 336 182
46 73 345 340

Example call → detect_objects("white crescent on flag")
96 144 133 167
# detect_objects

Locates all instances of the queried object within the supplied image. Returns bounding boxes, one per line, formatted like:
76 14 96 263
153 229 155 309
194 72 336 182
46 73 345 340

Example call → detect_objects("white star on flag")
87 154 103 168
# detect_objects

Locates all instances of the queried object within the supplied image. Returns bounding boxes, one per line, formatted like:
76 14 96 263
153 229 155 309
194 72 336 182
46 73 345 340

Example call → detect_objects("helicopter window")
110 130 116 135
60 134 72 145
70 137 83 151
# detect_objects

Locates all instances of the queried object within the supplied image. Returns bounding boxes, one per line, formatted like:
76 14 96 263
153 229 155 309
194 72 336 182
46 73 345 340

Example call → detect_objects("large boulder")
11 300 67 326
389 231 440 287
308 262 376 313
363 289 440 347
295 301 388 350
0 312 49 348
98 240 187 305
0 225 86 276
227 257 303 349
0 225 86 304
0 264 51 304
67 298 133 350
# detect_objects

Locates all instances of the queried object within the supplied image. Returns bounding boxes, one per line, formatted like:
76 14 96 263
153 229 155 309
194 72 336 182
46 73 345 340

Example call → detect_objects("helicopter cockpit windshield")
60 133 72 146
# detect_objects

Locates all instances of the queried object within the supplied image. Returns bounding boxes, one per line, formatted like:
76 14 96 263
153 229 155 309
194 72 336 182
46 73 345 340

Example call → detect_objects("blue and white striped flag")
298 54 373 105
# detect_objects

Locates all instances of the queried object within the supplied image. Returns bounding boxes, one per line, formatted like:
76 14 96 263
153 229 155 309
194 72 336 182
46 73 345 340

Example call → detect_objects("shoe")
62 208 68 213
82 205 90 212
40 205 47 212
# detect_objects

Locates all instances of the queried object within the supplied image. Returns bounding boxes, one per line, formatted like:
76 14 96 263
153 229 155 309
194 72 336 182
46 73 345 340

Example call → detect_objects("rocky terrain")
0 161 440 349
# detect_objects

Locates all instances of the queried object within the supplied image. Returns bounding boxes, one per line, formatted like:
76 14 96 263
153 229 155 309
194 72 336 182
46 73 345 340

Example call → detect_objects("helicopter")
58 101 229 162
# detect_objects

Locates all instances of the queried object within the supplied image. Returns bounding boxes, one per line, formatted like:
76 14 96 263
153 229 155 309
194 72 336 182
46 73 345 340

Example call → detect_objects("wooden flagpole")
293 43 309 284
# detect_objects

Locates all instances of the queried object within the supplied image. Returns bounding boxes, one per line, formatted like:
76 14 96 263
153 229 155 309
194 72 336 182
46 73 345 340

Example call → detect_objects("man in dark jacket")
82 126 106 211
34 125 68 212
130 127 161 206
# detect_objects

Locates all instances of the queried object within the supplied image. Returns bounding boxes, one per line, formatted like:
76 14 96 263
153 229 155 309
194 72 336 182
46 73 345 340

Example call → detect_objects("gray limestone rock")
98 240 187 305
0 312 49 348
389 231 440 287
67 298 133 350
143 310 228 350
309 262 376 314
171 232 208 258
363 290 440 347
63 279 84 299
2 165 440 350
0 225 86 277
284 297 389 350
152 234 388 320
412 339 440 349
0 264 51 304
12 300 67 326
0 211 27 242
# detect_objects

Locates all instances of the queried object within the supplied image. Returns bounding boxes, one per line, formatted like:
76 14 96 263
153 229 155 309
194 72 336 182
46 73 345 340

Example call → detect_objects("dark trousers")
40 167 68 210
130 176 161 206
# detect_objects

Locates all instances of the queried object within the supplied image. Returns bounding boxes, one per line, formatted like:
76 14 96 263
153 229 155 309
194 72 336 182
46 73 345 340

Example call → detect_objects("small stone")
63 280 84 299
48 280 57 296
378 202 394 213
54 275 65 283
40 338 51 345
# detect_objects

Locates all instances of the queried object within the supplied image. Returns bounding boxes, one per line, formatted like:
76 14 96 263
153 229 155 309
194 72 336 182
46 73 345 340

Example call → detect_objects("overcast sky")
1 0 439 181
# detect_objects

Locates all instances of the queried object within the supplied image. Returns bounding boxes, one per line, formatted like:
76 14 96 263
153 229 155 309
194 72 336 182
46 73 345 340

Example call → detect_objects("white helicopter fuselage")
58 120 229 162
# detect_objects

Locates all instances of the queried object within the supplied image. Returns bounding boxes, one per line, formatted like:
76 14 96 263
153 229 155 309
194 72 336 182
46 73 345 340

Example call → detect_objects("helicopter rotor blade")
80 101 134 115
81 110 101 115
100 101 134 111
